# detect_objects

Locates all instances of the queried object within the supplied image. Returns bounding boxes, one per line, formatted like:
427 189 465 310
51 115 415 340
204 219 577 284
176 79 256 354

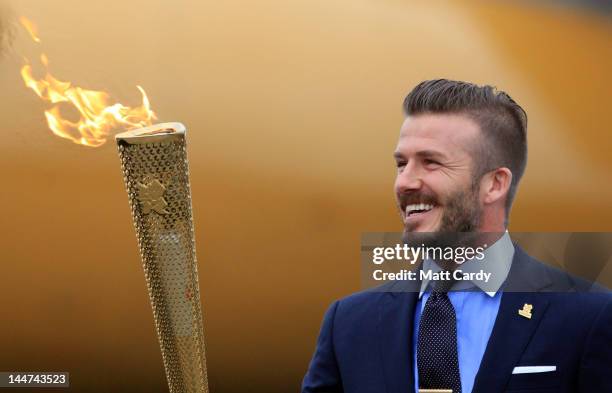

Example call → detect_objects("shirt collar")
418 231 514 298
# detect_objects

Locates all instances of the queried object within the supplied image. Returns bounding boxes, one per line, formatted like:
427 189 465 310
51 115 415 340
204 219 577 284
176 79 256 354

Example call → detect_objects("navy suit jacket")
302 246 612 392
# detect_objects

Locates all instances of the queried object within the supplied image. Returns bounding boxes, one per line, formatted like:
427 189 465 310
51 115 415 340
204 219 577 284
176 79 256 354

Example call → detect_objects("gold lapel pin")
518 303 533 319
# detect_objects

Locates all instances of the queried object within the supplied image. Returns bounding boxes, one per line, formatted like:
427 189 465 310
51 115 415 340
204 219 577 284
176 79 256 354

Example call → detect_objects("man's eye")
424 159 441 167
396 162 406 169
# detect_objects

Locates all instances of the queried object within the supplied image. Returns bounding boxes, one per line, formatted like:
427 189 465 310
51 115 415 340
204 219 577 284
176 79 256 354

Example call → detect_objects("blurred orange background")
1 1 610 392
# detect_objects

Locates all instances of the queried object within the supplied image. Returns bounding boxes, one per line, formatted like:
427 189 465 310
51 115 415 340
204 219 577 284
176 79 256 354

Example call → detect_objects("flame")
19 16 40 43
19 17 156 147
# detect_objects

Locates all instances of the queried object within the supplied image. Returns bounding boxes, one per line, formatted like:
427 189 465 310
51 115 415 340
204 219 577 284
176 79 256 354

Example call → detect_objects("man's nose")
395 162 423 192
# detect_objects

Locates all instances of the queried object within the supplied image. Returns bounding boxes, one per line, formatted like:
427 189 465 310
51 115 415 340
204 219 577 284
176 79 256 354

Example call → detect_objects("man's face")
394 113 483 239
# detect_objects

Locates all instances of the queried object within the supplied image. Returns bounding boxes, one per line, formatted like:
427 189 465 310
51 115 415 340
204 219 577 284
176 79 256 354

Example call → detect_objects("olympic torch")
16 16 208 391
116 123 209 393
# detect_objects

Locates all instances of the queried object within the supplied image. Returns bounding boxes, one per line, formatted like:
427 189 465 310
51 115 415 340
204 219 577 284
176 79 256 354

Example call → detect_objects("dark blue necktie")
417 282 462 393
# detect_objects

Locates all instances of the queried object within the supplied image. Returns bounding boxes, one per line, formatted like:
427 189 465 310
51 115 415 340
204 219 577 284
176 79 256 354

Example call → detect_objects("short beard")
403 179 482 249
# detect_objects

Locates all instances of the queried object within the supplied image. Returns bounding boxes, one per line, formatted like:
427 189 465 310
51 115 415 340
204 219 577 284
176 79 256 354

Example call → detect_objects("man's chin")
402 218 441 238
402 229 439 247
403 229 485 250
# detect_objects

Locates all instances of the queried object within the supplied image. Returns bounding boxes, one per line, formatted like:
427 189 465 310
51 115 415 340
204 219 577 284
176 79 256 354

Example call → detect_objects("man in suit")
302 79 612 393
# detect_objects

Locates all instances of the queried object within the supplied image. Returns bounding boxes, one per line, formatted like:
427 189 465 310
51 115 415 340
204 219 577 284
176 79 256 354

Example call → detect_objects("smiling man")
395 113 485 234
302 79 612 393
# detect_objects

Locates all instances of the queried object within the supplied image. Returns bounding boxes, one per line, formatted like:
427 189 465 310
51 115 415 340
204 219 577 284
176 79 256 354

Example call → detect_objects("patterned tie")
417 280 462 393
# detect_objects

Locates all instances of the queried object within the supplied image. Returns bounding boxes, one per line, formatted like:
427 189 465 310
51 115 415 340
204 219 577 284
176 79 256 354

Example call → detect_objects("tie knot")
432 272 456 293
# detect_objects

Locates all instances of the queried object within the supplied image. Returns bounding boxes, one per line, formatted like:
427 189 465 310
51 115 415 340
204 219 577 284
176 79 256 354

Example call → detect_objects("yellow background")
1 1 610 391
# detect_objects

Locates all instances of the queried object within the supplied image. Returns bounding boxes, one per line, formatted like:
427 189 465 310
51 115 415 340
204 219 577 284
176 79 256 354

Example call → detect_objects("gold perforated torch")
16 16 208 391
116 123 209 393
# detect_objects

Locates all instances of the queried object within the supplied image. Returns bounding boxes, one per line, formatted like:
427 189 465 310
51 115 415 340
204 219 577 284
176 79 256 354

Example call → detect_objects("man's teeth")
405 203 434 216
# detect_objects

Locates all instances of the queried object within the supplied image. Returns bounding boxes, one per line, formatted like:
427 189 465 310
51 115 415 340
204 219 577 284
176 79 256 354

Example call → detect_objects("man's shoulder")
508 245 610 294
329 282 418 323
335 285 391 309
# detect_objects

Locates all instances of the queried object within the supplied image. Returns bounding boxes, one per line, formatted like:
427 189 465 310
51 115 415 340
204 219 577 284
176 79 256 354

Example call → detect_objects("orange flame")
19 16 40 43
19 17 156 147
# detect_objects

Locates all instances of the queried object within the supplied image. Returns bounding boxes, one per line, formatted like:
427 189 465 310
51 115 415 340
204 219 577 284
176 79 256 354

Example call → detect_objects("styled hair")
403 79 528 219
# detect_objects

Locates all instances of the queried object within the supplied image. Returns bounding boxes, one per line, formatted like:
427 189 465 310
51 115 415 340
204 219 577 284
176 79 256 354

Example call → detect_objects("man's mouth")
404 203 436 223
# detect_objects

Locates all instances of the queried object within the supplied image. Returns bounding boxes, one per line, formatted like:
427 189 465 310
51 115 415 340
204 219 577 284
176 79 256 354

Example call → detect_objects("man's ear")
481 167 512 206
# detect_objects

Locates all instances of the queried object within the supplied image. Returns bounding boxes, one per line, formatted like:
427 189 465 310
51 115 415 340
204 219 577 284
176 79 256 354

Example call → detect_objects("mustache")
398 192 438 207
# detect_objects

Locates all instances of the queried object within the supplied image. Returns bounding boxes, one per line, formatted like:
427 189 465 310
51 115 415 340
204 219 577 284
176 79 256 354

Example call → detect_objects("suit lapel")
378 286 419 393
472 292 550 393
472 246 553 393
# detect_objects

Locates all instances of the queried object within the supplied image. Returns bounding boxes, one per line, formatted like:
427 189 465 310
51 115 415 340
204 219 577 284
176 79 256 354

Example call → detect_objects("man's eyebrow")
393 150 447 160
415 150 447 160
393 151 404 160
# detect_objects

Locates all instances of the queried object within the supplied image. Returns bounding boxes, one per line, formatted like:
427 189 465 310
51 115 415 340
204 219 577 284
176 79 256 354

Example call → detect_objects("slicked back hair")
403 79 528 222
